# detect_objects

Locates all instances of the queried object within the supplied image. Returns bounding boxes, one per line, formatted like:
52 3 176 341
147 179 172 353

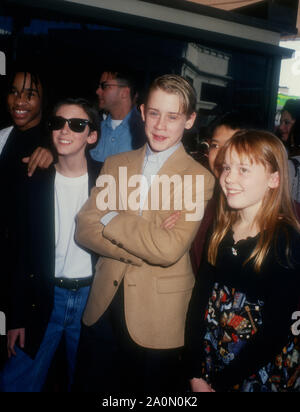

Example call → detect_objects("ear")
140 104 146 122
268 171 279 189
120 86 130 100
87 130 98 145
184 112 196 130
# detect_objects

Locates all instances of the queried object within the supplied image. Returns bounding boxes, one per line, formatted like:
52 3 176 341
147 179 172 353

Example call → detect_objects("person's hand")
7 328 25 358
161 211 181 230
22 147 54 177
190 377 215 392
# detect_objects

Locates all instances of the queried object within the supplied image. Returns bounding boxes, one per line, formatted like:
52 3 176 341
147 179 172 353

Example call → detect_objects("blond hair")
208 129 300 272
146 74 196 117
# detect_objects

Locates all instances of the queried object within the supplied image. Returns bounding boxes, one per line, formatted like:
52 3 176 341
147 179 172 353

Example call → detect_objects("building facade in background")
0 0 298 142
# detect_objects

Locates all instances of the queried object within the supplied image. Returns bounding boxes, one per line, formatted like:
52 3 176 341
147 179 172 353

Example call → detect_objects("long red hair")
208 130 300 271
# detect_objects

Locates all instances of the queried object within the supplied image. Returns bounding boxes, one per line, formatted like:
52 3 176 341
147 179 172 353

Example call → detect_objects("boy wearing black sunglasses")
0 98 102 392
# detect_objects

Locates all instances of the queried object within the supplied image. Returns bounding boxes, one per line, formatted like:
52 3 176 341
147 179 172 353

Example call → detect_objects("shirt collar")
145 142 182 168
106 107 136 130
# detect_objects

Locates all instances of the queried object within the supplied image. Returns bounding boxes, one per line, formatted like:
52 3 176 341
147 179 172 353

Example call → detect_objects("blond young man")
73 75 215 392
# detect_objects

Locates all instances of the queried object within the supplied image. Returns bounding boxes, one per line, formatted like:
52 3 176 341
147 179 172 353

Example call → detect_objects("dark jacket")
0 124 50 314
9 153 102 358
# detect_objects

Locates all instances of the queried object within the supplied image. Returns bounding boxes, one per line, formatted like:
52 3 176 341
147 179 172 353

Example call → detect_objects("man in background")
90 67 146 162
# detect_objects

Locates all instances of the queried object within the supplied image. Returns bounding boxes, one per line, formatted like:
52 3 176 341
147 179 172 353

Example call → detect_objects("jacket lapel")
118 145 147 214
28 168 56 277
143 145 191 214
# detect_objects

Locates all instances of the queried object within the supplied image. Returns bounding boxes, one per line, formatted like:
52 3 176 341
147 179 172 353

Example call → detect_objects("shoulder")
0 125 14 145
16 167 55 203
289 156 300 174
187 153 212 175
30 166 56 184
181 149 215 181
273 222 300 267
0 125 13 136
129 107 142 122
104 146 145 167
86 151 103 176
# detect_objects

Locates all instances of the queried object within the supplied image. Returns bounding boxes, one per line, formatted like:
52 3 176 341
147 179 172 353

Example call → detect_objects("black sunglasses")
48 116 92 133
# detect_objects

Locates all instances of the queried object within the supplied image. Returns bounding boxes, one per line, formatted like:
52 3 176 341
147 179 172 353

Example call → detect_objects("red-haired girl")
185 130 300 392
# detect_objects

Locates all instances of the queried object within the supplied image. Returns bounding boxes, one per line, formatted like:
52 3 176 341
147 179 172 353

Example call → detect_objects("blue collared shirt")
90 107 146 162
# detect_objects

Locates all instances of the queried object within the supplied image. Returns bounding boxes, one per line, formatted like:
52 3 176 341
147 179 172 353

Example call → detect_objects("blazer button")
113 280 118 287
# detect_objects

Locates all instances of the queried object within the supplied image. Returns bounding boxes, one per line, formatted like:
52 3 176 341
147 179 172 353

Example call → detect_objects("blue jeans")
0 286 89 392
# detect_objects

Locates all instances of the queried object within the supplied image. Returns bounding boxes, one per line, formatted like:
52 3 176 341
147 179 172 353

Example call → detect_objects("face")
95 72 126 112
279 110 295 142
52 104 97 158
220 148 279 219
140 88 196 153
7 72 43 131
208 125 238 176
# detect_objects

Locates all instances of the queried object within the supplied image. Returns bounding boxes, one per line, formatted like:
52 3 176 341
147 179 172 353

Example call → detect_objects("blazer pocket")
156 275 195 294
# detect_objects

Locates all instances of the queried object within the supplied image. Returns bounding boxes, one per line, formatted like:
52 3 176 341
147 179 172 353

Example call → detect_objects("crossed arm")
76 160 214 267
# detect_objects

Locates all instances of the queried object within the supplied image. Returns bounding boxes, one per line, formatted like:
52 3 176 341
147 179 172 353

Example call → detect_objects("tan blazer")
76 144 215 349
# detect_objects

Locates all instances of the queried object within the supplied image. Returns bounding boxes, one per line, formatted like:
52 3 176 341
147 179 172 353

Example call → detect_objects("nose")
155 114 167 129
224 169 234 183
96 85 103 96
61 120 70 133
15 92 27 106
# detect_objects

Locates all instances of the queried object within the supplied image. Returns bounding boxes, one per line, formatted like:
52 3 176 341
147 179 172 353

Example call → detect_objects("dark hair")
51 97 99 138
282 99 300 121
282 100 300 153
208 112 255 140
101 66 138 101
6 67 47 110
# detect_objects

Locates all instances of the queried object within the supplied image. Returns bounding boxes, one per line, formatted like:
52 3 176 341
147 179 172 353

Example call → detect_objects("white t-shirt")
54 171 92 279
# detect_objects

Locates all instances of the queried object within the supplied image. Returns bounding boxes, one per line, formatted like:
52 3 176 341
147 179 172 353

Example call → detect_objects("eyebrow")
11 86 39 93
147 108 181 114
225 156 251 166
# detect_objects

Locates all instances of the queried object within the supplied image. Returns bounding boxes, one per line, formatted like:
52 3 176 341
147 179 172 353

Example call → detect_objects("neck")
238 211 256 228
17 114 42 132
110 101 133 120
55 153 88 178
233 208 260 242
238 200 263 228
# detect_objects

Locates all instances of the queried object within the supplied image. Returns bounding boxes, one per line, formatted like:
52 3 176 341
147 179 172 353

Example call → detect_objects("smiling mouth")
12 109 29 117
58 139 72 145
226 188 242 196
153 134 167 142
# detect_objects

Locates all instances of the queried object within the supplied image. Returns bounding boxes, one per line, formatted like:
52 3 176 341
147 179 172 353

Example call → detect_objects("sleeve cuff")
100 211 119 226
